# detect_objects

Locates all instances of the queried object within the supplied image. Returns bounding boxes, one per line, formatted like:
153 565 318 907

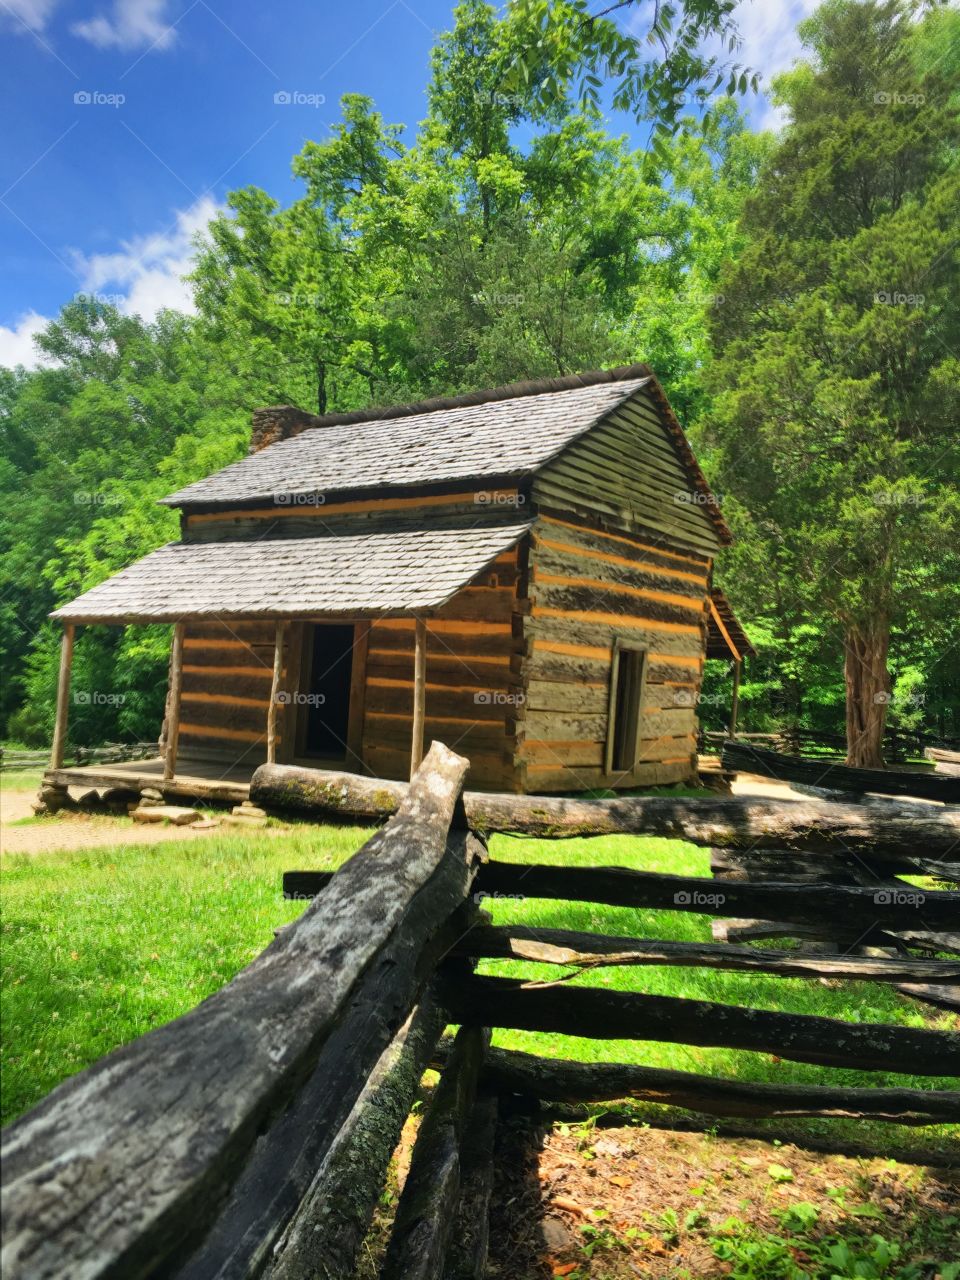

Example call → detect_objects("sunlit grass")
2 817 955 1157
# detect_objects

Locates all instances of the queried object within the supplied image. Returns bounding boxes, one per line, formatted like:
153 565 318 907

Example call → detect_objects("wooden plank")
452 1046 960 1125
442 1091 498 1280
1 743 472 1280
347 621 370 770
251 764 960 864
411 619 427 778
177 896 478 1280
451 924 960 984
522 760 693 791
722 742 960 803
380 1026 488 1280
266 996 448 1280
529 608 705 658
266 621 286 765
163 622 185 782
533 539 708 599
442 975 960 1074
50 624 75 770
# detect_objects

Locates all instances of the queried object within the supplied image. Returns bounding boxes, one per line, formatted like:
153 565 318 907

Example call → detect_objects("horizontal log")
722 742 960 804
250 763 960 865
442 975 960 1074
1 743 472 1280
712 918 960 956
470 862 960 932
446 1045 960 1125
451 924 960 984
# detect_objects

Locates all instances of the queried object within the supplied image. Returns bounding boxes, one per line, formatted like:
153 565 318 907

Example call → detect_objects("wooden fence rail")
3 746 958 1280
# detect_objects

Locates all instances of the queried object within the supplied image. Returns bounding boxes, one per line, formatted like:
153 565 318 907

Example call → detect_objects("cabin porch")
42 756 255 805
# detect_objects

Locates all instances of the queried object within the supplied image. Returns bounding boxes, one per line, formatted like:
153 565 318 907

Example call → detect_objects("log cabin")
42 363 752 801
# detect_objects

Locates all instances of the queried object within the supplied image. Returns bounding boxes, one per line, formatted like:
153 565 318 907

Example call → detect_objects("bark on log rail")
439 1045 960 1125
451 924 960 984
441 975 960 1075
471 861 960 933
251 762 960 865
380 1026 489 1280
266 995 448 1280
1 743 472 1280
722 741 960 803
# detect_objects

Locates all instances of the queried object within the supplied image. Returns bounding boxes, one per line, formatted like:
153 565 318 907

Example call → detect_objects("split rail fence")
2 742 959 1280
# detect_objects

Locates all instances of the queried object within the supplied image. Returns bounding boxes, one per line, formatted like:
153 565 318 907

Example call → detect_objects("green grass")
2 817 957 1157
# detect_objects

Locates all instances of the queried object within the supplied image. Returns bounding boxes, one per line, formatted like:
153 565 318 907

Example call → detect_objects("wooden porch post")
410 617 427 778
266 620 286 765
163 622 186 782
50 624 75 769
728 658 742 739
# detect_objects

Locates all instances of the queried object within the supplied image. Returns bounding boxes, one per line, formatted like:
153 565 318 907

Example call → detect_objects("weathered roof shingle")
51 524 532 623
161 376 651 508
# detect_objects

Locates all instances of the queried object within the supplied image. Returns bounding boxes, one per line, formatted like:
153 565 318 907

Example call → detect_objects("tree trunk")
844 621 890 768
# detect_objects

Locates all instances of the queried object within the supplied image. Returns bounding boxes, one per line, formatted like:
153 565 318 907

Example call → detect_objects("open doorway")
296 623 357 763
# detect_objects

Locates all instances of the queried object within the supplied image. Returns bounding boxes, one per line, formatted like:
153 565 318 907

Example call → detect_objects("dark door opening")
299 624 355 760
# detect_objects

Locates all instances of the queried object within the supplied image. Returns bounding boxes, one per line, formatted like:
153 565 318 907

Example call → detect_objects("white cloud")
0 0 61 32
1 197 219 369
72 195 219 318
734 0 823 130
71 0 177 51
0 311 52 368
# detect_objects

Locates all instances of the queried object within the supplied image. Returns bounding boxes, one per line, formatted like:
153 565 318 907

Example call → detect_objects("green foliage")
701 0 960 749
1 0 759 745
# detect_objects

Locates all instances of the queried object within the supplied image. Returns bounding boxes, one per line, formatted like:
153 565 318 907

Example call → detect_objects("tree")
706 0 960 767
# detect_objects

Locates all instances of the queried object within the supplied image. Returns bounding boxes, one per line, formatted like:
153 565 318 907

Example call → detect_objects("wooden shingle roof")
162 374 653 510
51 524 532 624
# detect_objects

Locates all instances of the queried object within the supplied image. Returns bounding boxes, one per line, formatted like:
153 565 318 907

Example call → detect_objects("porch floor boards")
43 757 253 804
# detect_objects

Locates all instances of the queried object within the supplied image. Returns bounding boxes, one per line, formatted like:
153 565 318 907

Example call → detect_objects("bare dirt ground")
0 781 231 856
362 1108 959 1279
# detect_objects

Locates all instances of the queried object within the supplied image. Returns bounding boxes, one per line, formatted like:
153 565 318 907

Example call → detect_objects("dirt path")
0 781 232 857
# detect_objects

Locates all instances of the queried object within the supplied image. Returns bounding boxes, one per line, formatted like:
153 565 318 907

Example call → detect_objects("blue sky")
0 0 817 366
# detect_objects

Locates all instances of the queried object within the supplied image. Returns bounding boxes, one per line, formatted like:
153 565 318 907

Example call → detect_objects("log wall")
519 513 711 791
361 548 526 790
175 620 282 764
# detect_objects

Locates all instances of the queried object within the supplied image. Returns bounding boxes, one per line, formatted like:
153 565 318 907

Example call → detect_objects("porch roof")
51 522 532 624
706 588 757 662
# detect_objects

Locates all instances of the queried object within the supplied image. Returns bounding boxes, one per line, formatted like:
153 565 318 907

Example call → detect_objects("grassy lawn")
2 808 956 1159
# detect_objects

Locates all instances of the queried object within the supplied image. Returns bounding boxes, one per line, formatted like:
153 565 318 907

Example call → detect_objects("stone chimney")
249 405 323 453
